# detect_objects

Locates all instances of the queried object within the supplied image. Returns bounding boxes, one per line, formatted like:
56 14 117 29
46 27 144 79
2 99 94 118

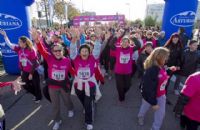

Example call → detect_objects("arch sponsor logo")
0 42 17 58
0 42 6 47
170 11 196 27
0 13 22 30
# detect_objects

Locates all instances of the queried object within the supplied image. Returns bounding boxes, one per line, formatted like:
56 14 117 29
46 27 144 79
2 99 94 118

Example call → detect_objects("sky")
70 0 164 20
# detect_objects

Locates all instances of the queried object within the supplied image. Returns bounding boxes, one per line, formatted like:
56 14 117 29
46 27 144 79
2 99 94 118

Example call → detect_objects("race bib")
52 69 65 81
160 80 168 91
120 53 130 64
77 67 91 79
20 58 27 67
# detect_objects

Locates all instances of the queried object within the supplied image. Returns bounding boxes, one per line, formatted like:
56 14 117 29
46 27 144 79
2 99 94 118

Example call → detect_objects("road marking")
10 105 42 130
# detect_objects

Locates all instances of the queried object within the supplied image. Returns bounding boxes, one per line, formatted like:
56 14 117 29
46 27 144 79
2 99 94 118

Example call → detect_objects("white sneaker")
86 124 93 130
53 120 62 130
174 90 180 95
68 110 74 118
34 100 41 104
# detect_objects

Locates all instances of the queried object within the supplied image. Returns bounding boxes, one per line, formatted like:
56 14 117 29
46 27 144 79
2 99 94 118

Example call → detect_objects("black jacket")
179 33 189 48
137 51 149 78
141 66 160 105
179 49 200 76
166 43 182 67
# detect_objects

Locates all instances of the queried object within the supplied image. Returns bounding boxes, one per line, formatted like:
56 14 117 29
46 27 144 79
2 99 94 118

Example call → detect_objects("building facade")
146 2 200 22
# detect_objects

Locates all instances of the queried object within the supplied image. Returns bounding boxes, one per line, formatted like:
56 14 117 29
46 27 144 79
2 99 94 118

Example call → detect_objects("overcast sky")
70 0 164 20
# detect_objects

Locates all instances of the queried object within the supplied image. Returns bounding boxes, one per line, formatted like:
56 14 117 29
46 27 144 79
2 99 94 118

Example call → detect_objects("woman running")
114 36 140 102
31 29 74 130
70 29 104 130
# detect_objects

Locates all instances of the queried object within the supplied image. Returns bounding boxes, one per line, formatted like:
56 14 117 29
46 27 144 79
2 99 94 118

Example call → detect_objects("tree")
156 20 162 29
54 1 80 25
54 1 66 25
144 16 157 27
130 19 143 27
67 3 81 20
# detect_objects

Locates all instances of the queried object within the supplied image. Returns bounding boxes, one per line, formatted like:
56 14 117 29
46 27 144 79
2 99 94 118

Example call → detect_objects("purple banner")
73 15 125 26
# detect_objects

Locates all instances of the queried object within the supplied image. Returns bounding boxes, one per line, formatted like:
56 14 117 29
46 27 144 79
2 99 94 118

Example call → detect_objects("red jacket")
94 66 104 85
0 82 12 88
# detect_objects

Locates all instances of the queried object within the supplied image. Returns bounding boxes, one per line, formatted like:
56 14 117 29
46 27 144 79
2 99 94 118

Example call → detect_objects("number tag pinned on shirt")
77 67 91 79
120 53 130 64
52 69 65 81
20 58 27 67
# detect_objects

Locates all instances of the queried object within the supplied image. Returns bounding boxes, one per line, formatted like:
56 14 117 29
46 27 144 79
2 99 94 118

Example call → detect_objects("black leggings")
0 118 5 130
21 71 42 100
180 115 200 130
75 87 95 124
115 74 132 101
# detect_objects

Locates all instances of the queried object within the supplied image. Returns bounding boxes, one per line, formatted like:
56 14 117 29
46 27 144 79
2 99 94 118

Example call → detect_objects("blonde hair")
144 47 169 70
19 36 34 50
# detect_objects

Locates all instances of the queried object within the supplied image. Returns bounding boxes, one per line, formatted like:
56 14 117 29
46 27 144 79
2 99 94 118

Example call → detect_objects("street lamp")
126 3 130 20
36 2 41 28
82 0 84 14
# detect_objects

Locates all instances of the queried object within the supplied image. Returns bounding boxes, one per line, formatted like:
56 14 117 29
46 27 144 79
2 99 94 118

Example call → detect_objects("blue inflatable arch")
162 0 198 41
0 0 34 74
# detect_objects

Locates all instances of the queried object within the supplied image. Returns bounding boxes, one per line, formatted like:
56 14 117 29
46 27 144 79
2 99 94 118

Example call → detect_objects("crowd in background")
0 23 200 130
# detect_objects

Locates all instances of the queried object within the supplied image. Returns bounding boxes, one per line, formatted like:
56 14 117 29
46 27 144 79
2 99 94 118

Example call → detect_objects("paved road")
0 73 189 130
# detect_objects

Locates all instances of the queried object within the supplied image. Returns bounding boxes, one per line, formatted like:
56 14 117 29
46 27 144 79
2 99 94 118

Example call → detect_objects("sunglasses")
53 49 62 52
122 39 129 43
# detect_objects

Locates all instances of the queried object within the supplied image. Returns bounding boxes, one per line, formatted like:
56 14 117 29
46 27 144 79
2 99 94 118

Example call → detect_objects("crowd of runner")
0 23 200 130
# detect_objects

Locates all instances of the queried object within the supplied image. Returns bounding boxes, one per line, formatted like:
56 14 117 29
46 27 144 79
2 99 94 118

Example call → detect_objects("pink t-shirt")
114 46 134 74
47 56 71 89
157 68 168 97
14 46 38 73
73 55 96 88
182 72 200 122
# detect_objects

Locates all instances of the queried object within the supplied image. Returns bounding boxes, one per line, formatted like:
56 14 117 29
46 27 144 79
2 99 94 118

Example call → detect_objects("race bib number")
77 67 91 79
120 53 130 64
52 69 65 81
20 58 27 67
160 80 168 91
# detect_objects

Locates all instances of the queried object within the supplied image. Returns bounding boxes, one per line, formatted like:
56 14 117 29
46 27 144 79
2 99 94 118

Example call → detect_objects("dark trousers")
115 74 132 101
180 115 200 130
0 117 5 130
103 55 110 73
101 51 110 73
21 71 42 100
43 60 48 80
110 57 116 71
131 60 137 77
49 88 73 121
75 87 95 124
